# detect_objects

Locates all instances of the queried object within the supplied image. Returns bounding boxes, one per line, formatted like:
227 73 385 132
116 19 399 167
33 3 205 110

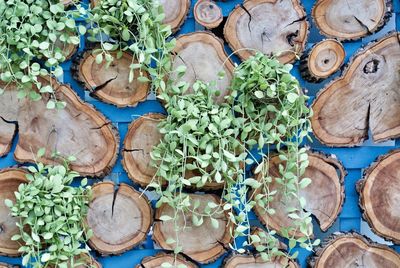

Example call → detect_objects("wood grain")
136 253 198 268
194 0 223 29
159 0 191 33
223 254 298 268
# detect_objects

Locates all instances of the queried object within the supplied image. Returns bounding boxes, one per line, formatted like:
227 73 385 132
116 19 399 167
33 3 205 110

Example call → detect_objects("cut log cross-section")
253 152 345 238
309 232 400 267
194 0 223 29
86 182 152 255
159 0 191 33
72 50 150 107
0 169 28 257
136 253 198 268
153 194 232 264
312 0 392 41
300 39 345 83
224 0 308 64
223 254 299 268
358 150 400 243
311 33 400 146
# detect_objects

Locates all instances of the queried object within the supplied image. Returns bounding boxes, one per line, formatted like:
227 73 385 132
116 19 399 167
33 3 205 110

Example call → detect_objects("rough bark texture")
300 39 345 83
312 0 392 41
224 0 309 64
308 232 400 267
311 32 400 147
72 49 150 107
171 31 235 103
159 0 191 33
358 149 400 243
253 152 345 238
0 80 119 177
153 194 232 264
87 182 152 255
222 254 299 268
0 168 28 257
194 0 223 29
122 113 164 188
136 253 198 268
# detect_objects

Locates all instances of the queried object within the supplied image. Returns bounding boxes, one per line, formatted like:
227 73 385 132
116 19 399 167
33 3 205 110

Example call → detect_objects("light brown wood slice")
171 32 235 103
72 50 150 107
194 0 223 29
136 253 198 268
223 254 299 268
312 0 392 41
224 0 308 64
253 152 345 238
311 32 400 147
300 39 345 83
122 113 164 188
358 149 400 243
308 232 400 267
153 194 232 264
0 168 28 256
159 0 191 33
87 182 152 255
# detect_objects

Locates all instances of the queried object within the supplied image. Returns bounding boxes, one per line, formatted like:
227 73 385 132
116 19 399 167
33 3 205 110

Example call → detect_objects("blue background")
1 0 400 267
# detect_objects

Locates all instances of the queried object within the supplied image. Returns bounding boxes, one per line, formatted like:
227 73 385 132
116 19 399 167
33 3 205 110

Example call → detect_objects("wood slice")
0 80 119 177
136 253 198 268
224 0 308 64
87 182 152 255
253 152 345 238
159 0 191 33
72 50 150 107
312 0 392 41
308 232 400 267
49 254 102 268
171 32 235 103
122 113 164 188
0 168 28 256
194 0 223 29
311 32 400 147
300 39 345 83
0 263 18 268
0 119 16 157
358 149 400 243
153 194 232 264
223 254 298 268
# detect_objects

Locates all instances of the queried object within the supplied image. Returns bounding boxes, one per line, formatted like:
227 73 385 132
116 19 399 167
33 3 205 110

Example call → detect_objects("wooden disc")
153 194 232 264
300 39 345 83
122 113 164 188
171 32 235 103
194 0 223 29
136 253 198 268
312 0 392 41
72 50 150 107
87 182 152 255
0 168 28 256
223 254 298 268
159 0 191 33
253 152 345 238
358 150 400 243
308 232 400 267
224 0 308 64
311 32 400 146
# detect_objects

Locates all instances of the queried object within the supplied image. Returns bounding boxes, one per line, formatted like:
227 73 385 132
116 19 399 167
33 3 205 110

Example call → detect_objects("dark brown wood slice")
136 253 198 268
153 194 232 264
358 149 400 243
0 168 28 257
122 113 164 188
311 32 400 147
72 50 150 107
171 31 235 103
312 0 392 41
300 39 345 83
194 0 223 29
159 0 191 33
87 182 152 255
308 232 400 267
253 152 345 238
223 254 299 268
224 0 308 64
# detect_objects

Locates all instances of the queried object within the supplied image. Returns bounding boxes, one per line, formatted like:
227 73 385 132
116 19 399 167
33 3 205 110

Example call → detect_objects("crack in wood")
90 76 118 94
353 16 372 35
239 4 252 33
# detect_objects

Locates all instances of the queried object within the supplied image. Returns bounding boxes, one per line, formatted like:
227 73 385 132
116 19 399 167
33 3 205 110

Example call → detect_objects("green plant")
0 0 86 108
5 150 93 268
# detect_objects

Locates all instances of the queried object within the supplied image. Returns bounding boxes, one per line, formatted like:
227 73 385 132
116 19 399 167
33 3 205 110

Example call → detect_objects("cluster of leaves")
87 0 174 92
0 0 86 109
5 150 93 268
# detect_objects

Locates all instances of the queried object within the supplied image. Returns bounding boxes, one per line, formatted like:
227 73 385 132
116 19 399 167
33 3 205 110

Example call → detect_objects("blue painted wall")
0 0 400 267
